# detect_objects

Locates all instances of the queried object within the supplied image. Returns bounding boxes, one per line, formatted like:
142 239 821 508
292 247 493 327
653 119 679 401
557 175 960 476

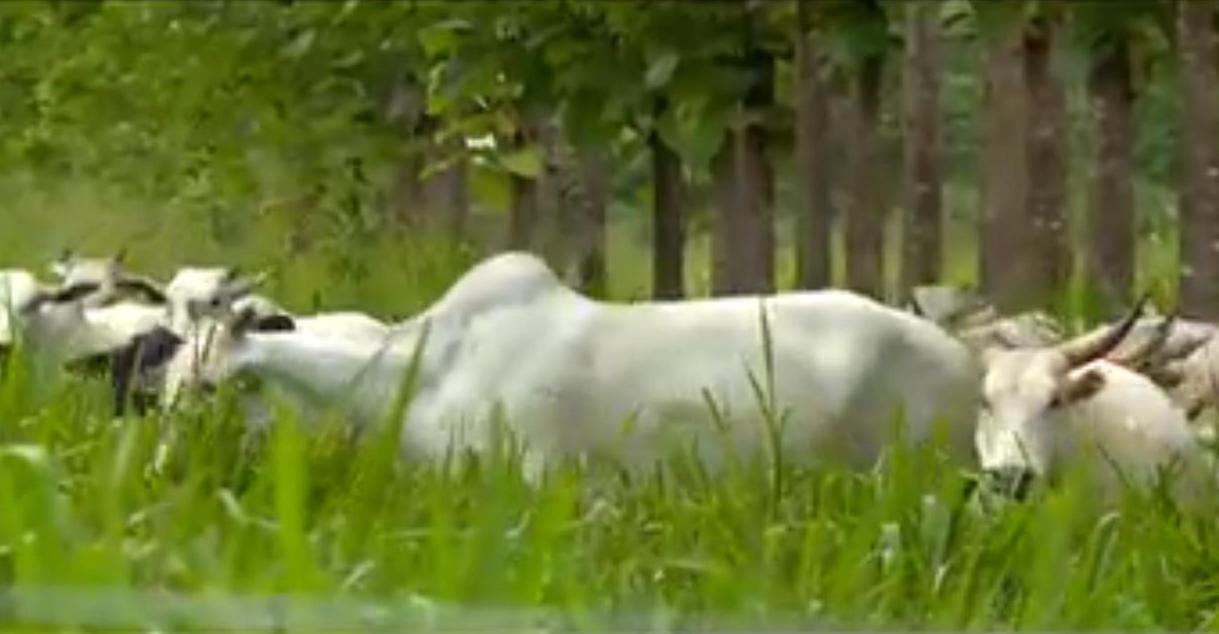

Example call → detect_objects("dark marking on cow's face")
65 353 112 377
254 314 296 332
50 281 103 304
115 276 169 305
22 281 103 314
111 326 184 417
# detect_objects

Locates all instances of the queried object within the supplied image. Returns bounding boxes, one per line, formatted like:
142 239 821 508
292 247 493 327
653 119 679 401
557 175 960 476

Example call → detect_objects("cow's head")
160 303 294 407
49 249 166 306
964 298 1150 496
164 266 269 332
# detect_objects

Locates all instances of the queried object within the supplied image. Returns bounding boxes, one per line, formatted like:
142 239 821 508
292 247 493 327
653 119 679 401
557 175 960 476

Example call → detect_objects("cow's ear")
1056 369 1106 407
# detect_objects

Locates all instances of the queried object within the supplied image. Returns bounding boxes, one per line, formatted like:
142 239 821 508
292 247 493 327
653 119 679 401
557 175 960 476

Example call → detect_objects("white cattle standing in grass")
48 250 167 308
162 251 983 477
1101 316 1219 427
88 264 391 417
161 266 388 342
958 301 1213 500
0 269 46 349
17 286 166 372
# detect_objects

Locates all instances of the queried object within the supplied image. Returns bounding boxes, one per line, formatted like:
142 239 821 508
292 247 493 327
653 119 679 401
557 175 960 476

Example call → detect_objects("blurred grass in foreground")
2 355 1219 632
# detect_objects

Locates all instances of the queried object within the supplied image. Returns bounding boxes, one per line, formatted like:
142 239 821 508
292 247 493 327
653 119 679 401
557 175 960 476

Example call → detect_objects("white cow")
1103 317 1218 418
48 250 166 308
963 302 1213 500
75 263 392 417
0 269 46 348
19 291 166 372
162 266 387 342
162 251 983 478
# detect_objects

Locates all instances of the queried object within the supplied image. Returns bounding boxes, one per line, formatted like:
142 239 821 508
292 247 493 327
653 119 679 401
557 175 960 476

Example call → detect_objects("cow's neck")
235 330 415 421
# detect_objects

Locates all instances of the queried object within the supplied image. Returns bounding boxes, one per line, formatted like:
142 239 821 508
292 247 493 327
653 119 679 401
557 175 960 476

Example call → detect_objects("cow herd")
2 249 1218 502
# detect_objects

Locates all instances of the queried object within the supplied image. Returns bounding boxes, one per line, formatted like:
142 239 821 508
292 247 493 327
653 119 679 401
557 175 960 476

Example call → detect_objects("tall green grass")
3 355 1219 632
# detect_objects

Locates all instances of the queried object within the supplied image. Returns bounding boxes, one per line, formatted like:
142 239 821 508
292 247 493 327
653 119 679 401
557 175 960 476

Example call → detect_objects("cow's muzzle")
984 466 1036 500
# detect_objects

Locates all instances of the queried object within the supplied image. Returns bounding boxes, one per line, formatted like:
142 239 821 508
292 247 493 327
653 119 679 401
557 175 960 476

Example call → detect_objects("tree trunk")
980 22 1028 310
846 54 885 298
536 117 567 269
711 138 737 294
422 140 470 239
900 0 943 296
571 147 609 298
794 0 832 289
1023 14 1069 307
650 104 686 299
1086 33 1135 311
386 74 430 230
391 151 426 228
1177 1 1219 319
508 127 540 251
711 40 775 296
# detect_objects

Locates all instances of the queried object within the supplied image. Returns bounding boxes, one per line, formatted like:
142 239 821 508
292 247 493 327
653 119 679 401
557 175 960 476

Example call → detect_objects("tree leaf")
498 144 544 178
656 100 729 171
281 29 315 60
645 51 680 90
417 18 471 58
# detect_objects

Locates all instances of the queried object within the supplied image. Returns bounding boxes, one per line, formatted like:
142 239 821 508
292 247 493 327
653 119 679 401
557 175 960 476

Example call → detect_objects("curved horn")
1157 327 1214 363
1058 294 1148 367
1107 313 1177 369
221 269 268 300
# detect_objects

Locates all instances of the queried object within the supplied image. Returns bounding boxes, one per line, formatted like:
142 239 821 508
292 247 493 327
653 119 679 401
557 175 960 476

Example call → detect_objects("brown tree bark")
1023 13 1070 307
650 102 686 299
572 147 609 298
1086 33 1135 311
900 0 943 295
980 22 1028 310
391 151 426 228
846 53 885 298
1177 1 1219 319
508 126 540 251
536 117 567 269
794 0 832 290
386 75 431 230
711 139 737 294
711 39 776 296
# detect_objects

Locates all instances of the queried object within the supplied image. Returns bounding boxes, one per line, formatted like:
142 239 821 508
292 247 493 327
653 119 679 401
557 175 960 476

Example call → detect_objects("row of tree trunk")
395 2 1219 321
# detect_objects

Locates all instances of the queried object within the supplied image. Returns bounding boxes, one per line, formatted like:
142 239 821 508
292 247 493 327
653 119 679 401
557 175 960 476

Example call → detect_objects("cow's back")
553 289 978 471
402 275 979 473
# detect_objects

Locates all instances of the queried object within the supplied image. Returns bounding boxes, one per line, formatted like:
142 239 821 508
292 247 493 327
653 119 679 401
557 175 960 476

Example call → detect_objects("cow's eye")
1048 393 1064 409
